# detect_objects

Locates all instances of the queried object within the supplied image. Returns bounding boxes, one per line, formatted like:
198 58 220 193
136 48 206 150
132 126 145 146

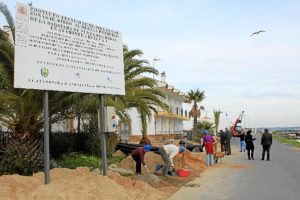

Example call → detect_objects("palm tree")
121 46 168 143
186 89 205 136
0 3 45 174
213 109 222 135
56 46 168 144
0 3 68 174
194 120 215 143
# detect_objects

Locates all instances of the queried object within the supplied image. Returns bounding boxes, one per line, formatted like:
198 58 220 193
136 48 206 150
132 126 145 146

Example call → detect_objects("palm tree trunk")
77 114 81 133
193 103 197 136
2 133 43 175
139 112 151 145
141 112 147 139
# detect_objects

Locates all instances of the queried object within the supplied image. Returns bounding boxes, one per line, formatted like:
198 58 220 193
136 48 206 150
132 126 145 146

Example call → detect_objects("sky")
1 0 300 129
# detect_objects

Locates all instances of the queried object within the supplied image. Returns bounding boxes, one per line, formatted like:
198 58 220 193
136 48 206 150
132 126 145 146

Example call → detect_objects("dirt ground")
0 139 206 200
120 139 206 196
0 167 167 200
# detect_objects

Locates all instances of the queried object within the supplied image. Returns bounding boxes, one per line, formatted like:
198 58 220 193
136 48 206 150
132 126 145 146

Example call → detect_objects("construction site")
0 137 207 200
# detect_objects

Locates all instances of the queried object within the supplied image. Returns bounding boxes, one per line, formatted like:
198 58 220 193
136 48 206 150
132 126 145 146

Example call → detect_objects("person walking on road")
220 129 227 154
131 144 151 175
239 131 246 152
261 128 273 161
245 130 256 160
203 130 215 166
225 128 232 155
159 144 185 176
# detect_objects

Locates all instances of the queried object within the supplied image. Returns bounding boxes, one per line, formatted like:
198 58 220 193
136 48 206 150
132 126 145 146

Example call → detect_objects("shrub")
0 152 42 175
86 132 120 156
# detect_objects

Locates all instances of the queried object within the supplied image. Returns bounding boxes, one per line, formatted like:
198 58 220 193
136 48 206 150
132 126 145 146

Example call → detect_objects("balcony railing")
156 110 190 120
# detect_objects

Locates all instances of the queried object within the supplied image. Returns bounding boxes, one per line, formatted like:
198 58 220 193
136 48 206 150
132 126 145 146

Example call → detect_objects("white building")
51 72 190 136
126 72 190 136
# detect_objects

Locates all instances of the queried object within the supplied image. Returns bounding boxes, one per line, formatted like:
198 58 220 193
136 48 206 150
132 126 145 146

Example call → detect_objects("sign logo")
41 67 49 77
17 6 27 16
107 77 113 82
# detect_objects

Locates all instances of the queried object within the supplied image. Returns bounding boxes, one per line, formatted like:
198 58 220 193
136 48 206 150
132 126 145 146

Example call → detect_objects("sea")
255 127 300 132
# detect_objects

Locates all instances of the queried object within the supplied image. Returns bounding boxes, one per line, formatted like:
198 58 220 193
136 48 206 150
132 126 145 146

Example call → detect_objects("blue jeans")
240 141 246 151
206 153 214 166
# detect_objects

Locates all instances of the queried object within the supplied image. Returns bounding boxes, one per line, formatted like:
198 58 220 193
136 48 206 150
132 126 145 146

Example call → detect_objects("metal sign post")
98 94 108 175
43 91 50 184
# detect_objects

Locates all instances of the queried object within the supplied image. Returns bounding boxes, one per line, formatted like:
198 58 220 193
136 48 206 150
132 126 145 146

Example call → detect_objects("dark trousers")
131 155 142 174
247 149 254 159
262 145 271 160
221 142 227 153
159 148 171 175
226 142 231 155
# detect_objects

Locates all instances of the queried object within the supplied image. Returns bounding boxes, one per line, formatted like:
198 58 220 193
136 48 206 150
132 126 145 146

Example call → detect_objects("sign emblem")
41 67 49 77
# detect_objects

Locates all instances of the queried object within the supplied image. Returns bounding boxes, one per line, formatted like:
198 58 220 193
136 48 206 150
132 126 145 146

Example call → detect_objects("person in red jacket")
131 144 151 175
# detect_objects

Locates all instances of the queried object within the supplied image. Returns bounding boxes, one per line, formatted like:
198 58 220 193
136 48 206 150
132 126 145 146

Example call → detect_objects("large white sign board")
14 3 125 95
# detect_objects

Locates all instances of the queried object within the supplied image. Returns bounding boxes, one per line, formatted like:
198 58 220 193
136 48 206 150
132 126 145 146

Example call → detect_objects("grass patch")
273 135 300 149
120 172 133 177
58 153 124 170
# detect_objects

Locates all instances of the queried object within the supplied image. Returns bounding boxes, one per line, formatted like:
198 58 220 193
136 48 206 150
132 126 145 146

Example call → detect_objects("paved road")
169 136 300 200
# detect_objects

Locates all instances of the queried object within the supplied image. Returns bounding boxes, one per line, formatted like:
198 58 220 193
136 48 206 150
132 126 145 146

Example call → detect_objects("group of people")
202 128 232 166
130 128 273 176
202 128 273 166
219 128 232 155
242 128 273 161
131 143 185 176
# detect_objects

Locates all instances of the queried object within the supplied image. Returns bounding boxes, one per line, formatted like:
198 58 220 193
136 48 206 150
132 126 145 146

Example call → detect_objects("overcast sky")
1 0 300 129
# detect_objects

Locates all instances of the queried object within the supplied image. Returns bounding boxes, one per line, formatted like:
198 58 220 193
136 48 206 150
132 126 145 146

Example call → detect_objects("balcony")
156 109 190 121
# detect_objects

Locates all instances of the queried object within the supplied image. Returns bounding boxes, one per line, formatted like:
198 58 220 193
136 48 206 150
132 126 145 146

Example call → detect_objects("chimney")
161 71 166 82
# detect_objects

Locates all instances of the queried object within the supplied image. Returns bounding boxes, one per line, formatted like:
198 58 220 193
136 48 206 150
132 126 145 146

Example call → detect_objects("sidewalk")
169 145 247 200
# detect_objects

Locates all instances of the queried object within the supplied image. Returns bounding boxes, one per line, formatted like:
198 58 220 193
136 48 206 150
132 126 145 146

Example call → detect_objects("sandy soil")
0 167 167 200
120 147 205 196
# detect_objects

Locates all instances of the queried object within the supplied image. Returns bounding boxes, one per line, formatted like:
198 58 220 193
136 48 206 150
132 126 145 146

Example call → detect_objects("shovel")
144 165 150 173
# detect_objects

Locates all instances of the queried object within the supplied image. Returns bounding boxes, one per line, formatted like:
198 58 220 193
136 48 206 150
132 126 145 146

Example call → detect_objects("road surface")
169 136 300 200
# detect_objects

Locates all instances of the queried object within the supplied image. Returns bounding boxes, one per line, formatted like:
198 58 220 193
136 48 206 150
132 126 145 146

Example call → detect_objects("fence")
0 131 88 157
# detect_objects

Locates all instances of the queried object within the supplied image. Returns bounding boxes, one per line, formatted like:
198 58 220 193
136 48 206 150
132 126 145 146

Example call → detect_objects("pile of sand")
0 167 167 200
120 152 164 173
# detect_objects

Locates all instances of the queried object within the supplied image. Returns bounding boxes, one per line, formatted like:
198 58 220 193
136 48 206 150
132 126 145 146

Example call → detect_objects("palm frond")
0 2 15 43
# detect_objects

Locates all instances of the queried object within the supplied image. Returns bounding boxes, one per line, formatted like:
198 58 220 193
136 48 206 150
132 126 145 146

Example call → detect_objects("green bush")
86 132 120 156
193 133 203 143
0 152 42 176
86 138 102 155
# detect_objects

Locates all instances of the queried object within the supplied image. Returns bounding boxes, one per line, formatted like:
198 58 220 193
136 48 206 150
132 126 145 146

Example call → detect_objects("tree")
0 3 68 174
213 109 222 135
193 120 215 143
122 46 168 143
54 46 168 144
0 3 45 174
186 89 205 136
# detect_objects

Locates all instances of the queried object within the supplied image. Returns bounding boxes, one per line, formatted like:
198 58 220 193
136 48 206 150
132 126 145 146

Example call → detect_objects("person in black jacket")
261 128 273 161
219 129 227 154
225 128 232 155
245 130 256 160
